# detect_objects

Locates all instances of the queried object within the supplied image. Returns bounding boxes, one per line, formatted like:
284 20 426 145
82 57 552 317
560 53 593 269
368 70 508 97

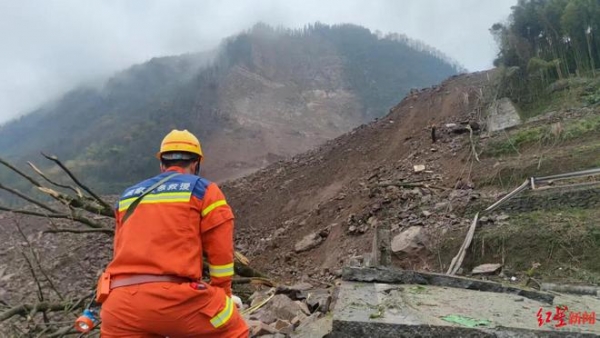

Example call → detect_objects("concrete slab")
330 281 600 337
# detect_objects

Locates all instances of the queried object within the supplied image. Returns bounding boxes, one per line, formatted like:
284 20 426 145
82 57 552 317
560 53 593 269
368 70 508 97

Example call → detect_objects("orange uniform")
99 166 249 337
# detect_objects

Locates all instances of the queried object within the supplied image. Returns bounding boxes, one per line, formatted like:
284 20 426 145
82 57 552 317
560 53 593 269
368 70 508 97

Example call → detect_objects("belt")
110 274 192 290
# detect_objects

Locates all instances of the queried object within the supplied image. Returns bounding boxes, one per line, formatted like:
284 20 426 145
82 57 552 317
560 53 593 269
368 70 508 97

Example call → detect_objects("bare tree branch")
232 277 276 287
0 182 59 213
0 155 112 217
0 156 42 187
43 228 114 235
0 206 67 219
21 252 44 304
41 153 112 212
0 300 84 321
15 221 65 301
27 162 82 197
37 186 113 217
0 206 107 230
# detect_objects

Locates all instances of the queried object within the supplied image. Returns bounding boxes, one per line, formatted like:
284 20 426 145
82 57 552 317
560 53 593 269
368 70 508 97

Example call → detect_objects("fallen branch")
15 219 65 307
0 155 112 217
43 228 114 235
0 300 85 322
0 182 58 213
0 157 42 188
0 206 68 219
446 212 479 275
27 162 82 197
467 125 480 163
234 261 268 278
232 277 276 287
377 181 449 191
41 152 112 212
37 186 112 218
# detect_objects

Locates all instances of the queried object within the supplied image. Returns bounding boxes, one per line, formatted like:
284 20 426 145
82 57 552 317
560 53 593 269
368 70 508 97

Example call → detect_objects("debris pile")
241 282 334 337
224 71 496 283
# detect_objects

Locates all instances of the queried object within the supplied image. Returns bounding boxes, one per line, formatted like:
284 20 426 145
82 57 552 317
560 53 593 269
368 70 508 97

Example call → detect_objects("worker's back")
106 169 210 281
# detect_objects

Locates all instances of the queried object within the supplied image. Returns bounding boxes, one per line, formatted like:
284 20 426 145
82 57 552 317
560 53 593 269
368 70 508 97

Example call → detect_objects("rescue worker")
98 129 249 337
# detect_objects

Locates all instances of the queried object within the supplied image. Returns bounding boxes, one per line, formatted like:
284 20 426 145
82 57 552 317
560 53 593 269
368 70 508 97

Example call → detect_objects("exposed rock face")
486 97 521 132
391 226 429 256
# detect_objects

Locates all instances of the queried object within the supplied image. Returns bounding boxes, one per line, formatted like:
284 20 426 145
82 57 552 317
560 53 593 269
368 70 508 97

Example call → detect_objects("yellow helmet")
156 129 204 162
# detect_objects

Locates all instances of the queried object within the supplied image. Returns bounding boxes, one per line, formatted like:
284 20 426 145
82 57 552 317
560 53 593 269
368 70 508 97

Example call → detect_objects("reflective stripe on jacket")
105 166 235 295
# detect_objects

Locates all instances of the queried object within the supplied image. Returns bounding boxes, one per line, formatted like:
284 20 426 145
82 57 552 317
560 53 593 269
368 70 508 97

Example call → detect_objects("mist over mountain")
0 23 462 199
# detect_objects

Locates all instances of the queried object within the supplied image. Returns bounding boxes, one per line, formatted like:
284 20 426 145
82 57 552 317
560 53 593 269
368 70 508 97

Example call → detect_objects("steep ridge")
223 70 495 283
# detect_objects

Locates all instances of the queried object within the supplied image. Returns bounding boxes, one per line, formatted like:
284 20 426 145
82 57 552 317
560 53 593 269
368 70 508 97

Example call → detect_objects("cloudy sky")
0 0 516 123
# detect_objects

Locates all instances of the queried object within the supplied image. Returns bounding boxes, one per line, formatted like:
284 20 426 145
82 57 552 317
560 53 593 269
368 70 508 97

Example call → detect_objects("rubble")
244 286 335 337
294 232 323 253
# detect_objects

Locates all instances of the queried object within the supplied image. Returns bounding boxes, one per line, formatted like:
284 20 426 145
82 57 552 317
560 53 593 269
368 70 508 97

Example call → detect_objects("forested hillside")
0 23 462 201
491 0 600 111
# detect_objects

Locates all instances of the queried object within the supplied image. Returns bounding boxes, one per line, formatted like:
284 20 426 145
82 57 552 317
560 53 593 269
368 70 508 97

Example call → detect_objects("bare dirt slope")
223 70 496 283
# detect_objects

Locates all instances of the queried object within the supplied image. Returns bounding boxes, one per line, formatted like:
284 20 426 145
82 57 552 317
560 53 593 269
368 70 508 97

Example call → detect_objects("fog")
0 0 516 123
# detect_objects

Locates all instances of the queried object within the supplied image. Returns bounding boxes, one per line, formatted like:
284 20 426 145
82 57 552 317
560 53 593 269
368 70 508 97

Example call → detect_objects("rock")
305 289 333 313
273 227 287 238
348 225 357 233
249 320 278 336
294 300 311 315
261 294 311 322
348 255 363 267
249 290 274 307
294 312 322 332
495 213 510 221
274 319 294 335
422 210 432 217
413 164 426 173
391 226 428 255
291 315 303 327
289 282 313 291
434 202 450 211
294 232 323 253
250 309 278 324
318 227 330 238
472 263 503 275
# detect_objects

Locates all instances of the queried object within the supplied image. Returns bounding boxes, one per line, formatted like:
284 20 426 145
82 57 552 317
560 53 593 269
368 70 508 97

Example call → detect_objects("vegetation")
491 0 600 106
485 113 600 157
0 23 460 204
472 208 600 285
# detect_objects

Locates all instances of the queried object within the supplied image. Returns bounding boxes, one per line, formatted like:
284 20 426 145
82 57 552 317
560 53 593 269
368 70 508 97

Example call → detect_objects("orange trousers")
100 281 249 337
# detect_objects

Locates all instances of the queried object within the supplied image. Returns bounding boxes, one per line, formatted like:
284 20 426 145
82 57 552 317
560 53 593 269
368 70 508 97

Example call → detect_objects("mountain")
0 22 462 199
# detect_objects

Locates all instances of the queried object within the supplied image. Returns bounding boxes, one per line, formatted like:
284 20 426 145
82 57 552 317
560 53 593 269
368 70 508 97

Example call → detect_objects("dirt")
222 70 497 283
